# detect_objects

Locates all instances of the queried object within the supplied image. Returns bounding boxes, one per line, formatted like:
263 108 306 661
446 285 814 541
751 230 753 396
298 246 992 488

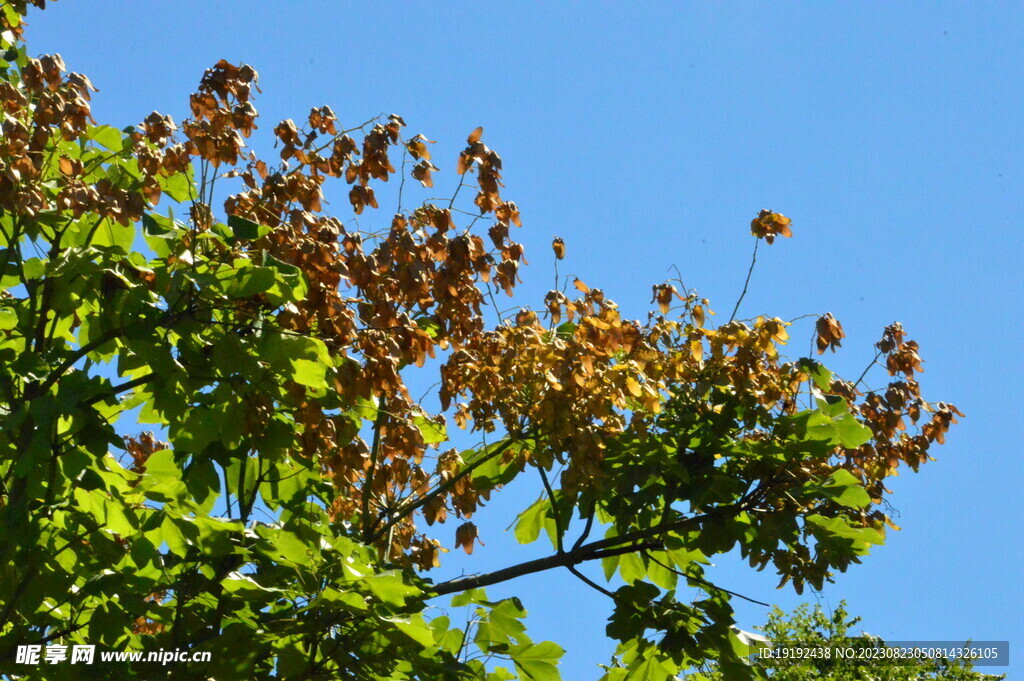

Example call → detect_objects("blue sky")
24 2 1023 678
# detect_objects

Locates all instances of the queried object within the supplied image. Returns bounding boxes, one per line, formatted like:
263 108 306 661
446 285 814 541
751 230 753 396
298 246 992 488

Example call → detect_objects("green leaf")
814 392 849 418
224 263 276 299
259 458 313 510
451 587 489 608
644 553 678 590
222 572 282 600
159 169 195 202
820 469 871 508
351 396 379 421
382 614 435 646
89 124 125 152
513 640 564 681
22 257 45 279
136 448 189 504
413 414 447 445
228 215 270 241
799 358 832 391
159 513 189 557
91 218 135 252
184 456 220 514
181 516 239 556
834 414 873 448
260 332 331 391
142 211 180 257
414 315 441 339
476 598 528 652
291 358 327 389
364 571 420 607
617 552 646 585
807 514 884 545
254 526 312 567
169 406 221 454
263 251 307 304
603 553 621 582
513 498 546 545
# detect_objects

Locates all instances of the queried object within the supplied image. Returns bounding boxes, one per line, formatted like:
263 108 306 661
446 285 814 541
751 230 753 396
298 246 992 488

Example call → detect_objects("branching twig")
854 349 884 389
567 565 616 600
367 437 521 545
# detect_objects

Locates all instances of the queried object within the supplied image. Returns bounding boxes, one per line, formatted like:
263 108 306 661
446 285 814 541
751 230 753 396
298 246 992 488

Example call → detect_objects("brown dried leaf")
552 237 565 260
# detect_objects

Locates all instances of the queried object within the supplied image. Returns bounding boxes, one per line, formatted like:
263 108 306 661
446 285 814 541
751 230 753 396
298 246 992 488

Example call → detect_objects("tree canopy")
0 2 965 679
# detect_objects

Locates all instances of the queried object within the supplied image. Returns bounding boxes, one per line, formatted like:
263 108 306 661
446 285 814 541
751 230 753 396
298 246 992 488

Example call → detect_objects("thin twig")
854 350 884 388
644 552 769 607
729 237 760 323
448 171 468 209
368 437 521 544
396 144 409 214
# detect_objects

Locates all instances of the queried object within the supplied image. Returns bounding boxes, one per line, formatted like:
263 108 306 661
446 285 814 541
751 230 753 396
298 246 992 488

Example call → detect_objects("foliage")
0 3 964 679
693 602 1005 681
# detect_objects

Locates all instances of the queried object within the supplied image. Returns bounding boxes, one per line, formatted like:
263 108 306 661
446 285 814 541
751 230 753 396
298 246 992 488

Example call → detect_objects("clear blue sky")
25 2 1023 678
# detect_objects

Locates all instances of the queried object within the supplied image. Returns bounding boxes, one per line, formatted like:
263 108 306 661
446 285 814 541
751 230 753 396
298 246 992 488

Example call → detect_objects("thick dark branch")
362 399 388 543
32 621 88 646
80 372 155 407
430 540 658 597
32 328 123 399
430 505 739 597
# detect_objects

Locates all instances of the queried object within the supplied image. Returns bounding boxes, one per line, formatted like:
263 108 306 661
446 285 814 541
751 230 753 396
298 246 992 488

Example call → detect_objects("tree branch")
32 327 123 399
80 372 155 407
571 504 595 551
567 565 616 600
644 551 769 607
854 349 884 389
367 437 521 545
538 466 564 554
362 398 387 543
729 237 759 323
429 505 740 597
430 540 658 597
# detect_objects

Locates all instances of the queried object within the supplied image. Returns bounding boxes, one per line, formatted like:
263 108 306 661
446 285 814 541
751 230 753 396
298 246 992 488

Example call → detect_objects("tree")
694 601 1005 681
0 3 965 679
